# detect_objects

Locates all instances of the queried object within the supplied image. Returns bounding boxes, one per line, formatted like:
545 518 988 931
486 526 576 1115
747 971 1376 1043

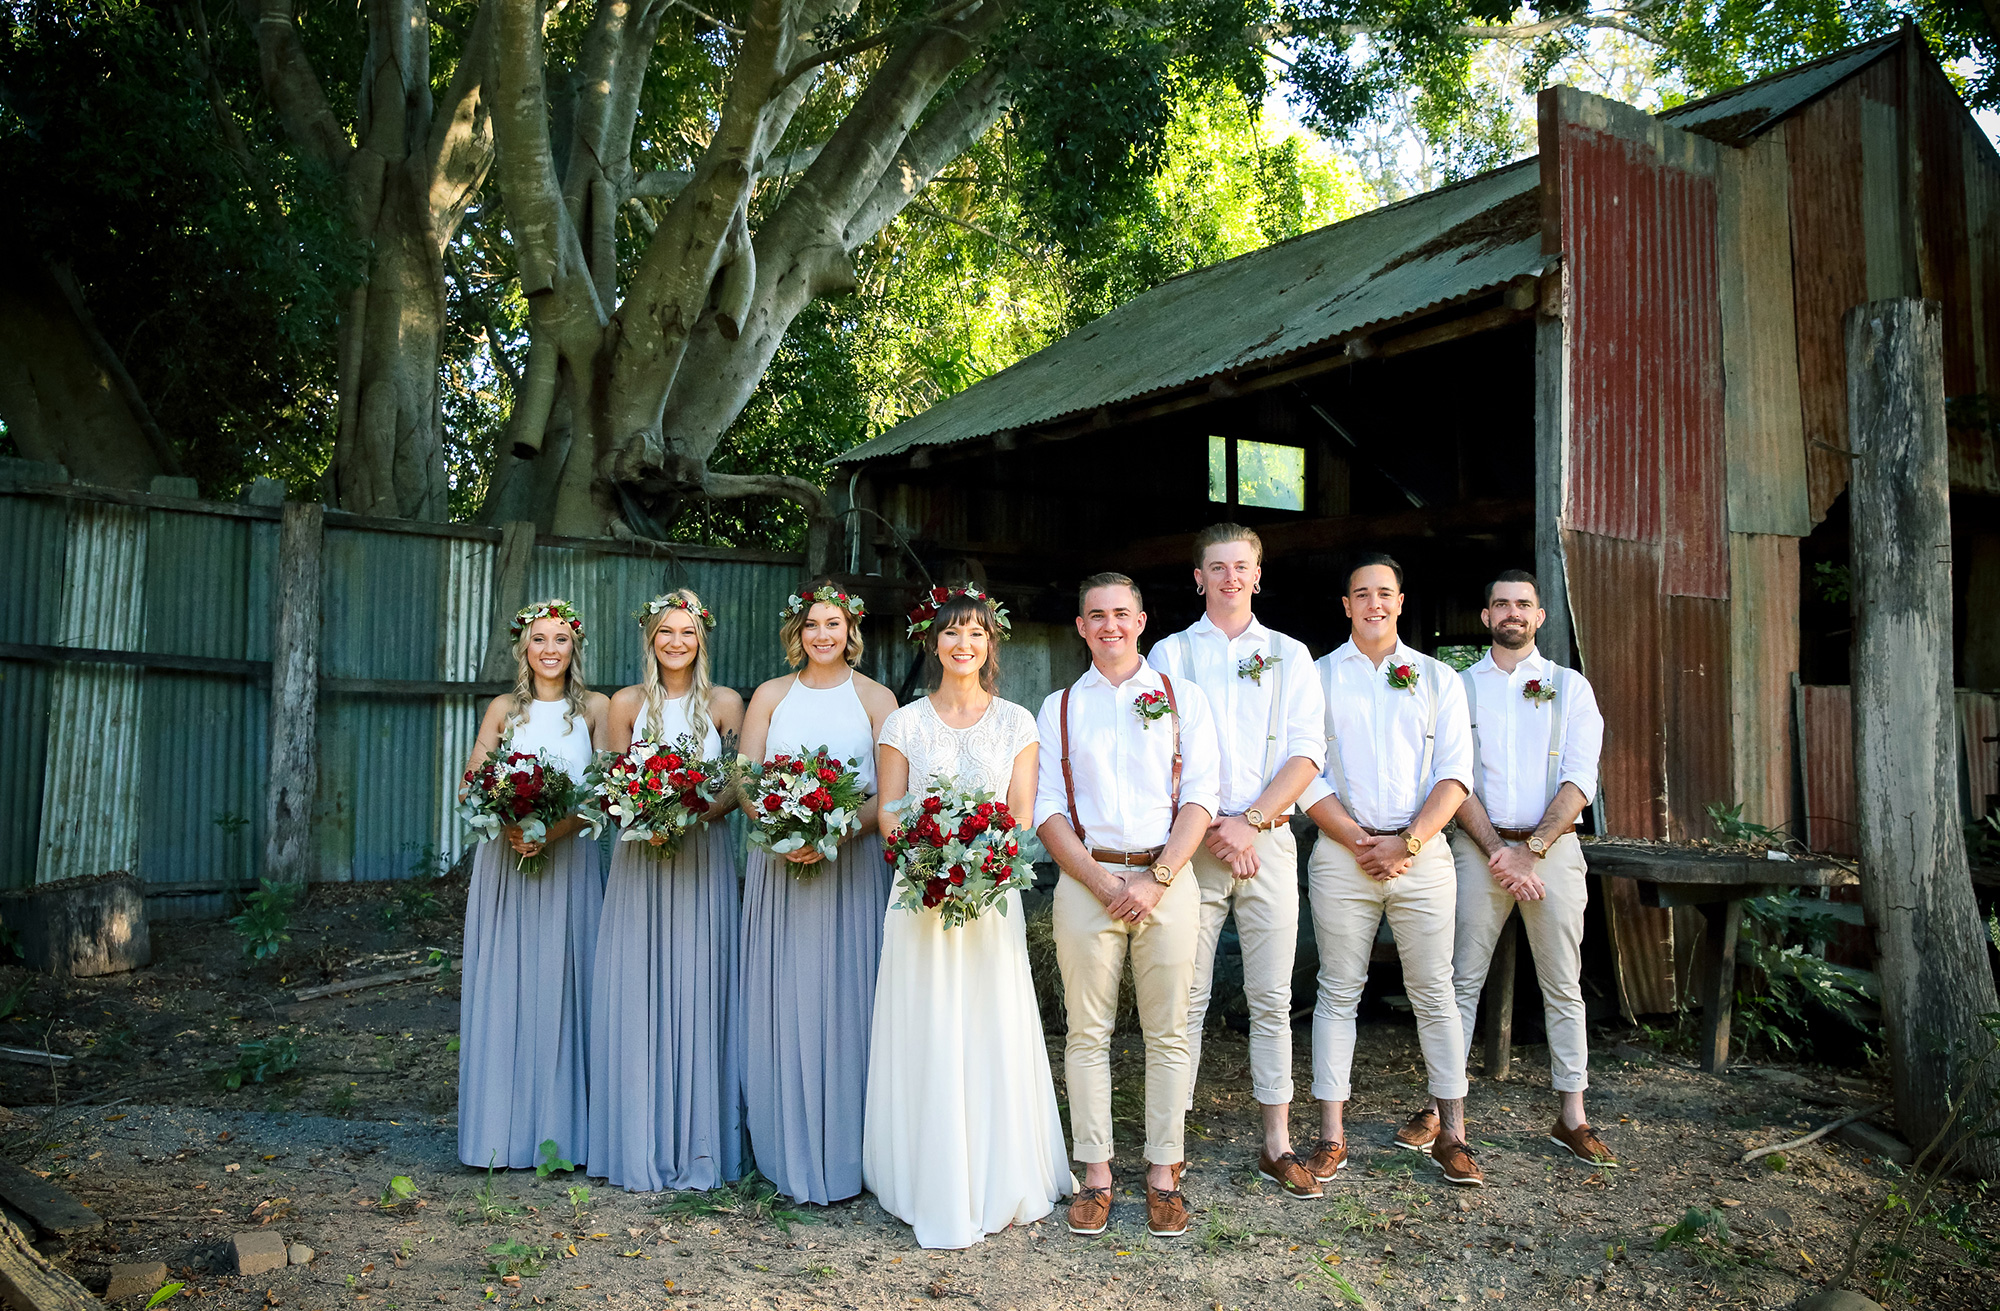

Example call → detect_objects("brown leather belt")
1090 846 1164 867
1494 827 1537 841
1359 826 1403 837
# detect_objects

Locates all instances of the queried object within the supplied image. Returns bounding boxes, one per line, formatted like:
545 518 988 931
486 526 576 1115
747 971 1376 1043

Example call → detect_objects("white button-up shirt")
1147 614 1324 814
1035 661 1222 852
1299 639 1474 832
1462 646 1604 831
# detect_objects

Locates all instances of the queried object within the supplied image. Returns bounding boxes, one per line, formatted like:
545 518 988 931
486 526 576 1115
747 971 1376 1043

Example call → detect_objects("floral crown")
905 585 1012 644
511 598 585 645
782 583 867 622
641 593 715 631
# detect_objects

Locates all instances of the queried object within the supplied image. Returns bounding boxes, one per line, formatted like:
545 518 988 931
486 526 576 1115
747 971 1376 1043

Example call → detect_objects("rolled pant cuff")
1311 1082 1351 1103
1072 1143 1113 1164
1552 1076 1590 1094
1253 1084 1296 1106
1426 1078 1470 1102
1143 1144 1184 1166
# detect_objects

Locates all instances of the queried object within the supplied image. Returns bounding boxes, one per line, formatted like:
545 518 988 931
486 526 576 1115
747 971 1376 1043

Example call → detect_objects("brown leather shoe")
1394 1107 1441 1152
1302 1137 1347 1181
1431 1137 1485 1187
1067 1184 1112 1235
1257 1149 1324 1200
1145 1186 1191 1237
1550 1119 1616 1164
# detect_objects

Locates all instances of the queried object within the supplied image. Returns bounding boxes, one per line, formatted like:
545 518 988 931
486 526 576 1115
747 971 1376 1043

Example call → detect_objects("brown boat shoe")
1257 1149 1324 1200
1431 1137 1485 1187
1393 1107 1441 1152
1146 1185 1192 1237
1550 1119 1617 1164
1302 1136 1348 1181
1067 1184 1112 1235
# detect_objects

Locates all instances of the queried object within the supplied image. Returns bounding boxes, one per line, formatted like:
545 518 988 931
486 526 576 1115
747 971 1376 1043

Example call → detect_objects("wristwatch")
1150 862 1176 886
1243 807 1269 831
1397 829 1423 857
1526 835 1549 860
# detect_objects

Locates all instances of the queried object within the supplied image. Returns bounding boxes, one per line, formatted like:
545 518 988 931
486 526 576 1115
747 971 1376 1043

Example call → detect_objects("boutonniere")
1133 689 1172 728
1385 662 1419 692
1237 653 1281 685
1522 677 1557 705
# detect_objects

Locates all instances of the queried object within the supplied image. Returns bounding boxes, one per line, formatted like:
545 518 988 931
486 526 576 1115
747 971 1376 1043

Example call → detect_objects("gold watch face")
1244 808 1265 829
1527 836 1547 855
1151 863 1174 885
1404 834 1422 856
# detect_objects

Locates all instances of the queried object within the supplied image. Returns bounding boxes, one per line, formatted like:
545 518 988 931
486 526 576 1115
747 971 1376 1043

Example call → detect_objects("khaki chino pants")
1053 861 1199 1165
1186 825 1299 1107
1307 834 1468 1103
1449 830 1591 1093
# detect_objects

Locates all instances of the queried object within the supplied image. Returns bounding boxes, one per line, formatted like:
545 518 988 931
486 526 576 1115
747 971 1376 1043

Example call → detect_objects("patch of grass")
1325 1194 1394 1237
458 1165 524 1224
803 1262 840 1279
211 1034 302 1090
651 1172 820 1236
1294 1244 1365 1304
1197 1206 1279 1254
484 1239 548 1278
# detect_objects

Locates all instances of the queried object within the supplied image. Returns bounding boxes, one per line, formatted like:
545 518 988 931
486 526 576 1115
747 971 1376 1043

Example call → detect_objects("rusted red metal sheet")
1785 89 1867 525
1555 104 1727 603
1563 529 1666 838
1799 683 1859 855
1959 691 1999 823
1663 595 1733 840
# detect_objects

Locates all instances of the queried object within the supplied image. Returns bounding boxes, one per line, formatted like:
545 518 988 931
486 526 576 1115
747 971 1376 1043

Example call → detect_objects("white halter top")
767 674 877 793
637 691 724 758
508 697 593 782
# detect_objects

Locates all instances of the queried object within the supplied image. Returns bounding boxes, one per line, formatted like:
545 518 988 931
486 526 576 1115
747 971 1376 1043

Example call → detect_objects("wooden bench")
1478 841 1858 1077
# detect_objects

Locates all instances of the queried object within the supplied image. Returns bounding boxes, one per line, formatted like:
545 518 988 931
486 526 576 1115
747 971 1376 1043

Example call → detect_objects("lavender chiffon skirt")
740 835 889 1204
458 834 603 1169
586 824 745 1191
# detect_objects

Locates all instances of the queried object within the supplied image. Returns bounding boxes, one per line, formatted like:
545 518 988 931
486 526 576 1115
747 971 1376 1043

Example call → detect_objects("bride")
863 586 1070 1248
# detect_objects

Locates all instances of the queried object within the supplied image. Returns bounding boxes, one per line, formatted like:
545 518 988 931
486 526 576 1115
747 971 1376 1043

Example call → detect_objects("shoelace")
1073 1185 1110 1203
1307 1136 1342 1158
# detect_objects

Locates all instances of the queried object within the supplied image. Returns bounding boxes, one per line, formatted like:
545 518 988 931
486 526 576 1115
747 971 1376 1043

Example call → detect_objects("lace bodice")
878 696 1037 798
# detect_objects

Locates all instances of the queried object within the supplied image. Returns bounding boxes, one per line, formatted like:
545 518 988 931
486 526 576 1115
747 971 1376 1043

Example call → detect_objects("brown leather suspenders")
1060 673 1183 849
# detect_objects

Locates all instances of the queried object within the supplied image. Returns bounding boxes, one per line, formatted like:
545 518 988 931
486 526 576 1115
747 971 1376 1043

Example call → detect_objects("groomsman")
1417 569 1612 1164
1301 554 1484 1186
1037 572 1222 1239
1147 524 1326 1199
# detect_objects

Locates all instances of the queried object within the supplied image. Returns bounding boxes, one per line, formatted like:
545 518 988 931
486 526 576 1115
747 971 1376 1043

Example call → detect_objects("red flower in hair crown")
511 599 585 646
783 583 866 622
905 585 1012 644
643 593 715 630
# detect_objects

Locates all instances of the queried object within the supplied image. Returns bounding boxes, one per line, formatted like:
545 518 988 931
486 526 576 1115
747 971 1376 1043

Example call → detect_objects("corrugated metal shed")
1729 533 1800 832
835 158 1553 464
1800 683 1860 854
1660 35 1898 141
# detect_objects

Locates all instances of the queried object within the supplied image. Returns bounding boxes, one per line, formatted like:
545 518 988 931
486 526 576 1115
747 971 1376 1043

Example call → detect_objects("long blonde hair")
641 588 714 749
505 599 591 737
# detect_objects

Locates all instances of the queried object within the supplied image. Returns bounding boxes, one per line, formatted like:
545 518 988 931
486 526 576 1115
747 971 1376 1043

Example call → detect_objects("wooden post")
1481 916 1519 1080
263 502 322 889
1694 900 1743 1074
1846 297 2000 1180
478 521 535 684
1534 291 1574 665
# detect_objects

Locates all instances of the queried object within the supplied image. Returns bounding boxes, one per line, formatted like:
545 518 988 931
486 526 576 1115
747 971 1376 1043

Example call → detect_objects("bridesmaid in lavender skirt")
586 588 746 1192
457 599 607 1171
737 580 897 1205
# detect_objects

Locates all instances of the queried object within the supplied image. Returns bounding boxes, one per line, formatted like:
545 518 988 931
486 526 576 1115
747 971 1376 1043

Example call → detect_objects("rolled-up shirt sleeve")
1559 671 1605 803
1428 661 1475 794
1281 638 1326 771
1176 683 1223 821
1033 690 1069 832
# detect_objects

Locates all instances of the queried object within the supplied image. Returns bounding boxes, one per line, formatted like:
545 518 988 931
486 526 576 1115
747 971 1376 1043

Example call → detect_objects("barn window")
1208 436 1305 512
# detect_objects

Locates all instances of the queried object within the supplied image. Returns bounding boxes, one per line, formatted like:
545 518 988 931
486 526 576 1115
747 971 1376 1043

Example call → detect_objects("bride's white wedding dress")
862 695 1071 1249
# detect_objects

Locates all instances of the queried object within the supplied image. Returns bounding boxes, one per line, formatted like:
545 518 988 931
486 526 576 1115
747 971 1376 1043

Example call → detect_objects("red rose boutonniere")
1522 678 1557 705
1133 689 1172 728
1385 662 1419 692
1237 653 1282 685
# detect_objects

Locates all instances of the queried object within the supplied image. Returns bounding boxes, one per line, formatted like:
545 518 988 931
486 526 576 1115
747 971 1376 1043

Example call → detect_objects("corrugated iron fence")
0 469 808 917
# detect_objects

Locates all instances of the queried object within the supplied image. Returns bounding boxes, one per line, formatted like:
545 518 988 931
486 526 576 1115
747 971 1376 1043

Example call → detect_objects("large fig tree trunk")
238 0 494 518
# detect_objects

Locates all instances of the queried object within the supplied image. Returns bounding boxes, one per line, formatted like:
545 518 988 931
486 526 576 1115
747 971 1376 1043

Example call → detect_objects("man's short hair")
1346 552 1404 593
1192 523 1264 569
1484 568 1540 607
1078 571 1144 615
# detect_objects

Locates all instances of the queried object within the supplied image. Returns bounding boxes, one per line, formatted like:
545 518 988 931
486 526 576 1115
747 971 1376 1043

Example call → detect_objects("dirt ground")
0 875 1993 1311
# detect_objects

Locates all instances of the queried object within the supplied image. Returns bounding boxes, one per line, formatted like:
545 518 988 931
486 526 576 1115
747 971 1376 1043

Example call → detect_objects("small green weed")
804 1262 839 1279
327 1083 357 1115
458 1164 523 1223
144 1283 185 1309
379 1175 420 1209
1705 801 1787 846
565 1183 591 1221
484 1239 548 1278
1325 1194 1393 1237
652 1171 820 1235
211 1034 301 1090
229 880 298 961
1656 1206 1731 1252
381 881 441 932
1197 1206 1278 1254
1294 1244 1365 1304
535 1139 575 1178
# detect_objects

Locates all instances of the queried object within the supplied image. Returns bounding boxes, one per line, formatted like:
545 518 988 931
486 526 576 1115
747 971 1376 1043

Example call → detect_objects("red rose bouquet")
742 746 866 874
883 778 1037 930
584 732 728 859
458 748 598 874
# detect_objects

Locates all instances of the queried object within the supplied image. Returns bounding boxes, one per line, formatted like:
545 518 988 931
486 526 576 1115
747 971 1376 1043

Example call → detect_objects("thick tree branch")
425 0 499 247
848 59 1009 247
235 0 353 172
445 246 521 392
45 263 182 478
189 2 290 236
775 0 984 92
627 145 823 199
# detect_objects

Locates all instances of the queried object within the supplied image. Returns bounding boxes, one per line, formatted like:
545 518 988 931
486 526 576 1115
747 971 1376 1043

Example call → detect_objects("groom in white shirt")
1147 524 1326 1199
1037 572 1222 1240
1301 554 1484 1186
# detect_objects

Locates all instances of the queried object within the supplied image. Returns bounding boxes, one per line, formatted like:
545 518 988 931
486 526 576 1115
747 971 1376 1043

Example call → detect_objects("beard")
1490 622 1534 651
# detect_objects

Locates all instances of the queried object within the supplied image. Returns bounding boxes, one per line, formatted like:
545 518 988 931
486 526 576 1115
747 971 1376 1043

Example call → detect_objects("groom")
1037 572 1221 1239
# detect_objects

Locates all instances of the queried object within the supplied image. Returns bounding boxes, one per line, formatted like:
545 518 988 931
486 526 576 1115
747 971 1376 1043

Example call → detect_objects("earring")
1252 582 1262 594
1195 585 1206 596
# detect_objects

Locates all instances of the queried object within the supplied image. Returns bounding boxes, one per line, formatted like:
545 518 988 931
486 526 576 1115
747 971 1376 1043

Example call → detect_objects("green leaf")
144 1284 185 1310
